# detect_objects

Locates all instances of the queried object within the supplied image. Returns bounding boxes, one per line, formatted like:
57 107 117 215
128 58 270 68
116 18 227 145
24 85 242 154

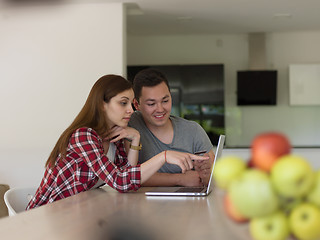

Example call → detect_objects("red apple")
223 193 248 223
251 132 291 172
247 158 255 168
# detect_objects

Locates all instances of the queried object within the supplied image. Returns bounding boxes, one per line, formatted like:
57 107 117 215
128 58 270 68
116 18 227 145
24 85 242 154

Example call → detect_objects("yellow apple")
271 155 315 198
307 170 320 207
289 203 320 240
250 211 290 240
213 155 246 190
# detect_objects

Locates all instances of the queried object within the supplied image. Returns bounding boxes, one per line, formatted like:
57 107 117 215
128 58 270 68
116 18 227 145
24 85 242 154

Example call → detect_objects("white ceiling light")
273 13 292 19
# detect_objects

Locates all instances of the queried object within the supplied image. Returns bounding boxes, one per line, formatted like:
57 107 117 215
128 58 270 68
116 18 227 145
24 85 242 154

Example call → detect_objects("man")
129 68 215 187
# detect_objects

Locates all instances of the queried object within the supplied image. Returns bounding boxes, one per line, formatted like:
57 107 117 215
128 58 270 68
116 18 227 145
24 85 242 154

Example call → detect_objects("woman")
27 75 208 209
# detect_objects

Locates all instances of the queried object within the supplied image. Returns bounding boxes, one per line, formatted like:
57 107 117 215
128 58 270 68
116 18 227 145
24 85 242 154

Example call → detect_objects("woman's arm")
140 150 209 183
71 128 141 192
108 126 140 166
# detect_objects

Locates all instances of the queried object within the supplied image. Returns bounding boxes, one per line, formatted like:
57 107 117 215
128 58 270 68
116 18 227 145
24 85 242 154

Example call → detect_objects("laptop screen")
205 135 225 194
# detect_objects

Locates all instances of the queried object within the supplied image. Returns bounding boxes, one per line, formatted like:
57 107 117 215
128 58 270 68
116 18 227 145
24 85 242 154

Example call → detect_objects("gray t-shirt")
128 111 213 173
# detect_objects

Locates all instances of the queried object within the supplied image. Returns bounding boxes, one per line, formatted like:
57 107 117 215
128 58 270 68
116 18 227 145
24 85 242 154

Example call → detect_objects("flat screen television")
237 70 277 106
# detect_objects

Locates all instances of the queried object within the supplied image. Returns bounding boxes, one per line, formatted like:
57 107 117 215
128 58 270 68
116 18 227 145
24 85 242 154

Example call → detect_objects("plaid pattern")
27 127 141 209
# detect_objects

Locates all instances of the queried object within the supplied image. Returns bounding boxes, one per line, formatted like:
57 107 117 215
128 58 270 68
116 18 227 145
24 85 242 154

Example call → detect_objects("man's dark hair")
133 68 170 101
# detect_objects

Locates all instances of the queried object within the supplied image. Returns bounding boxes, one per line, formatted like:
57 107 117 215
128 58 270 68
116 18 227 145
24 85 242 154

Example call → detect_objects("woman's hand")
106 126 140 145
105 126 141 167
165 151 209 173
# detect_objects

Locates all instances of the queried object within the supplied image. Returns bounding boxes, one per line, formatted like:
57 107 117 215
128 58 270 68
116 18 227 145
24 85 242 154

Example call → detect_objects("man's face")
135 81 172 129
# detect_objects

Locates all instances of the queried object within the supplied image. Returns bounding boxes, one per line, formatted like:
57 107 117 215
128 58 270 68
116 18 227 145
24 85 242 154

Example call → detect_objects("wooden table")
0 186 252 240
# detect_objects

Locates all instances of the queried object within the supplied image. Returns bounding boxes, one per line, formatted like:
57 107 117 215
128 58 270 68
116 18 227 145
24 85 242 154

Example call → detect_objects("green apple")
307 170 320 207
289 203 320 240
249 211 290 240
271 155 315 198
213 155 246 190
229 169 279 218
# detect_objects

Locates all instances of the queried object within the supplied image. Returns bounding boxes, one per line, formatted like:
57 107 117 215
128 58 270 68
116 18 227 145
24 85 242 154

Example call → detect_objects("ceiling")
2 0 320 35
124 0 320 35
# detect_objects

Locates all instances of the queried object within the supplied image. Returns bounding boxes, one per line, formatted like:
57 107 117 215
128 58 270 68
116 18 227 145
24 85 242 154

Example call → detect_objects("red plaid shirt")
27 127 141 209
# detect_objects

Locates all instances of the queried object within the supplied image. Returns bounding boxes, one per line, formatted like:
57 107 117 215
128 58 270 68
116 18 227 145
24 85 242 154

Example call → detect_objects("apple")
271 155 315 198
223 193 248 223
289 203 320 240
307 170 320 207
213 155 247 190
249 211 290 240
247 158 255 168
251 132 291 172
229 169 279 218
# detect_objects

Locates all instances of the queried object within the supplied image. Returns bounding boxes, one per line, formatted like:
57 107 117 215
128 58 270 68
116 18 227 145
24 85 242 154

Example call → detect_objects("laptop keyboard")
175 187 205 193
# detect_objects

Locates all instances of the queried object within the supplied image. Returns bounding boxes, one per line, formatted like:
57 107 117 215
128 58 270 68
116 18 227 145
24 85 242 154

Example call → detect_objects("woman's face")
103 89 134 128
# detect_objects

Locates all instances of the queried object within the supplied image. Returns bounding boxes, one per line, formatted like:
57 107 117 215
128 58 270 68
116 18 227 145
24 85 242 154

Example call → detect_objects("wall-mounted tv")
237 70 277 106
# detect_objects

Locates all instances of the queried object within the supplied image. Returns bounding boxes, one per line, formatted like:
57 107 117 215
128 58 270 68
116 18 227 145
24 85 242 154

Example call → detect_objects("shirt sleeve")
113 141 131 170
191 121 214 153
69 128 141 192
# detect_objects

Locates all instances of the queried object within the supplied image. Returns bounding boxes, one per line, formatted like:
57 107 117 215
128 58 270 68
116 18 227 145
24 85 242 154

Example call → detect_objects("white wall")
0 3 126 188
127 32 320 147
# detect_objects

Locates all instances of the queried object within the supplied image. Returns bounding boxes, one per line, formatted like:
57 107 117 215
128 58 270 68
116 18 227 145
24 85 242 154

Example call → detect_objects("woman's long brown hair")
45 75 132 168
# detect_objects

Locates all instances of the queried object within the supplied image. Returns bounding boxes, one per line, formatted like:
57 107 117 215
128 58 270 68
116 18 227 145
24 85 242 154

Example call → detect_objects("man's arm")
141 170 203 187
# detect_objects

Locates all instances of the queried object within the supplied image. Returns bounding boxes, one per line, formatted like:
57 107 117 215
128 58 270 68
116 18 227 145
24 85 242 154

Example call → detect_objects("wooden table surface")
0 186 253 240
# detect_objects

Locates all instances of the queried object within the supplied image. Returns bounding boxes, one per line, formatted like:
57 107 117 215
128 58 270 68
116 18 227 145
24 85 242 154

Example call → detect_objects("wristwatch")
130 143 142 151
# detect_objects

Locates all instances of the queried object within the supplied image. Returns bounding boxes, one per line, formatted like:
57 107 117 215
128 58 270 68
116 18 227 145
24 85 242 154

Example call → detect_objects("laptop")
145 135 225 197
